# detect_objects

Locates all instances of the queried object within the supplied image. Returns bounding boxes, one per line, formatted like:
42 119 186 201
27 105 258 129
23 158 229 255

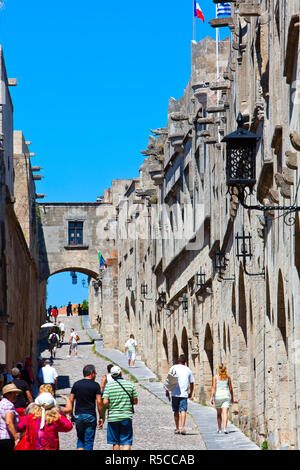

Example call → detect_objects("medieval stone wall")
114 2 300 450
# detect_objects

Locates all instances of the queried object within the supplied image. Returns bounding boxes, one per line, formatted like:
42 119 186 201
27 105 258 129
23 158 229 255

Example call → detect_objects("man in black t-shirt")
12 368 33 416
68 364 103 450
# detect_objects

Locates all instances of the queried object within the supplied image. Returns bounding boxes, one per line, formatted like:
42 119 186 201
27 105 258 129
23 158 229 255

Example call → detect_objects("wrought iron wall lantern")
222 113 300 224
141 282 153 301
196 268 206 290
158 291 167 308
141 282 148 297
182 294 188 313
126 277 133 290
214 252 235 281
235 227 265 277
71 271 77 285
157 291 173 316
214 251 226 276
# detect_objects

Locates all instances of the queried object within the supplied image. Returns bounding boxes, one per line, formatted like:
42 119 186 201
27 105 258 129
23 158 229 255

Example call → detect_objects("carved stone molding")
282 167 294 186
274 173 291 199
286 150 298 170
290 131 300 151
239 4 261 17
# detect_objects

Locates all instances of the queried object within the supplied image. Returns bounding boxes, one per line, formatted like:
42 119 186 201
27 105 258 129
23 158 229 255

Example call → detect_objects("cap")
110 366 122 378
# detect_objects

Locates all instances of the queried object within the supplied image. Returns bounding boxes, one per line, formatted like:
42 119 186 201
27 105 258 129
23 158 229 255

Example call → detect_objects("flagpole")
193 0 195 41
216 5 220 104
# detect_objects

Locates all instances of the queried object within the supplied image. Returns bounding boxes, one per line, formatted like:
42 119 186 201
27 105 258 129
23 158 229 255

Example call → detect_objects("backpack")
49 334 57 345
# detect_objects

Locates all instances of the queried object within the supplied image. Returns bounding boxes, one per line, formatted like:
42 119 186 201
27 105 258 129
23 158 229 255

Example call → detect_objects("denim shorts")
107 419 133 446
172 397 188 413
74 414 97 450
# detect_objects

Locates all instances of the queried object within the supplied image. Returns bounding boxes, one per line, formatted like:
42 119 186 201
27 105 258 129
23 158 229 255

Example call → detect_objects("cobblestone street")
40 316 205 451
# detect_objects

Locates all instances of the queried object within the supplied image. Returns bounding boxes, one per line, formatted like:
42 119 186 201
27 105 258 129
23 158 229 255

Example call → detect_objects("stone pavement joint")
81 316 260 451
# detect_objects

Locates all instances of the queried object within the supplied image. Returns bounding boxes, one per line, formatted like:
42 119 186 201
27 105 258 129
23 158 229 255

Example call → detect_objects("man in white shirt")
125 334 137 368
58 321 65 343
165 355 194 435
38 359 58 395
68 328 78 358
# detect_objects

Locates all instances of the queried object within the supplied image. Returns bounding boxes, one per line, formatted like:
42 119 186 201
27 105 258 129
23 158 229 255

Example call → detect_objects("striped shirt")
214 378 231 404
102 379 137 423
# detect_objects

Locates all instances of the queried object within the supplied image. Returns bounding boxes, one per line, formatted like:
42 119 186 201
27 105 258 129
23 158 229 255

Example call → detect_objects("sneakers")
224 430 228 434
180 429 186 435
174 429 180 434
217 430 222 434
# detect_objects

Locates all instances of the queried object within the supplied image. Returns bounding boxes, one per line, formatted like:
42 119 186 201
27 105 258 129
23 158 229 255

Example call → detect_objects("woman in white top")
210 364 234 434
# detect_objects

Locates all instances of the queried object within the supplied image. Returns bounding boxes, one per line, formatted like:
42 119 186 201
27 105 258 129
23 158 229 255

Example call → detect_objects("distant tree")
82 300 89 314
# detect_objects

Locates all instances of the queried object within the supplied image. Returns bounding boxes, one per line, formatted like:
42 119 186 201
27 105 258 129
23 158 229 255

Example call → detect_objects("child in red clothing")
15 393 73 450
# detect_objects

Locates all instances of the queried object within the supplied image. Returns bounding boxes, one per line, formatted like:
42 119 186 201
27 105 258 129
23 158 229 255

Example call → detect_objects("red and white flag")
194 1 205 23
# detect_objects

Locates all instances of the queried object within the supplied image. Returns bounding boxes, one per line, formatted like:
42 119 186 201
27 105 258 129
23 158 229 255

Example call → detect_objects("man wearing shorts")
58 321 65 343
68 328 78 358
48 328 60 359
165 355 194 435
102 366 138 450
125 334 137 368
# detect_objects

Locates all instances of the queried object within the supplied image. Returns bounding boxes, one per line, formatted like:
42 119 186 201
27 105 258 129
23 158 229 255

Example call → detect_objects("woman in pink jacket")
15 392 73 450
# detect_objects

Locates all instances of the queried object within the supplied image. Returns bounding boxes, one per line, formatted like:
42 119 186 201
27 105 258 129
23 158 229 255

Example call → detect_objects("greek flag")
216 3 231 17
98 251 106 270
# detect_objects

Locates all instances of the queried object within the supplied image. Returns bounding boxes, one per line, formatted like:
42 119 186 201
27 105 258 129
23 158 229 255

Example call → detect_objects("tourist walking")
0 364 13 389
48 328 60 359
37 359 58 396
15 392 73 450
46 305 52 322
67 302 73 317
51 306 58 324
16 362 30 388
67 328 79 358
165 355 194 435
23 358 34 394
210 364 234 434
58 321 65 343
102 365 138 451
100 364 114 393
125 334 137 368
0 383 22 450
100 364 114 424
11 368 33 417
67 364 103 450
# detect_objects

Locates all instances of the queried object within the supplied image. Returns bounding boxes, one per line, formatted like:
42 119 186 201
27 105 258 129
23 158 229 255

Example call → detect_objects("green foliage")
261 440 268 450
82 299 89 312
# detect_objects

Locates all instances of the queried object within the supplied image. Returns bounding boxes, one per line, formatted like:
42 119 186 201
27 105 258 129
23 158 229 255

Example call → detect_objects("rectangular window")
68 221 83 246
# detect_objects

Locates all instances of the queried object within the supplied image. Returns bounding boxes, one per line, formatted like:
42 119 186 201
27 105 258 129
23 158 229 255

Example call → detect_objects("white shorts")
70 342 78 351
128 351 136 361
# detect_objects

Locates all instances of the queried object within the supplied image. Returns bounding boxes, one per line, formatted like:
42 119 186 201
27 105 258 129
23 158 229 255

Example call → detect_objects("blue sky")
1 0 230 307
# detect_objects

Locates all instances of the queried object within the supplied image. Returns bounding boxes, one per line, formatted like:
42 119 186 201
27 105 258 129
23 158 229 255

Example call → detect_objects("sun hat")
35 392 57 429
2 383 22 395
35 392 57 409
110 366 122 378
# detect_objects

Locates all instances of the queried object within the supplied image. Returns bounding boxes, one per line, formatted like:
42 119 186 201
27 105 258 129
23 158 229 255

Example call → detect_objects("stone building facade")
113 1 300 450
0 47 44 371
2 0 296 451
